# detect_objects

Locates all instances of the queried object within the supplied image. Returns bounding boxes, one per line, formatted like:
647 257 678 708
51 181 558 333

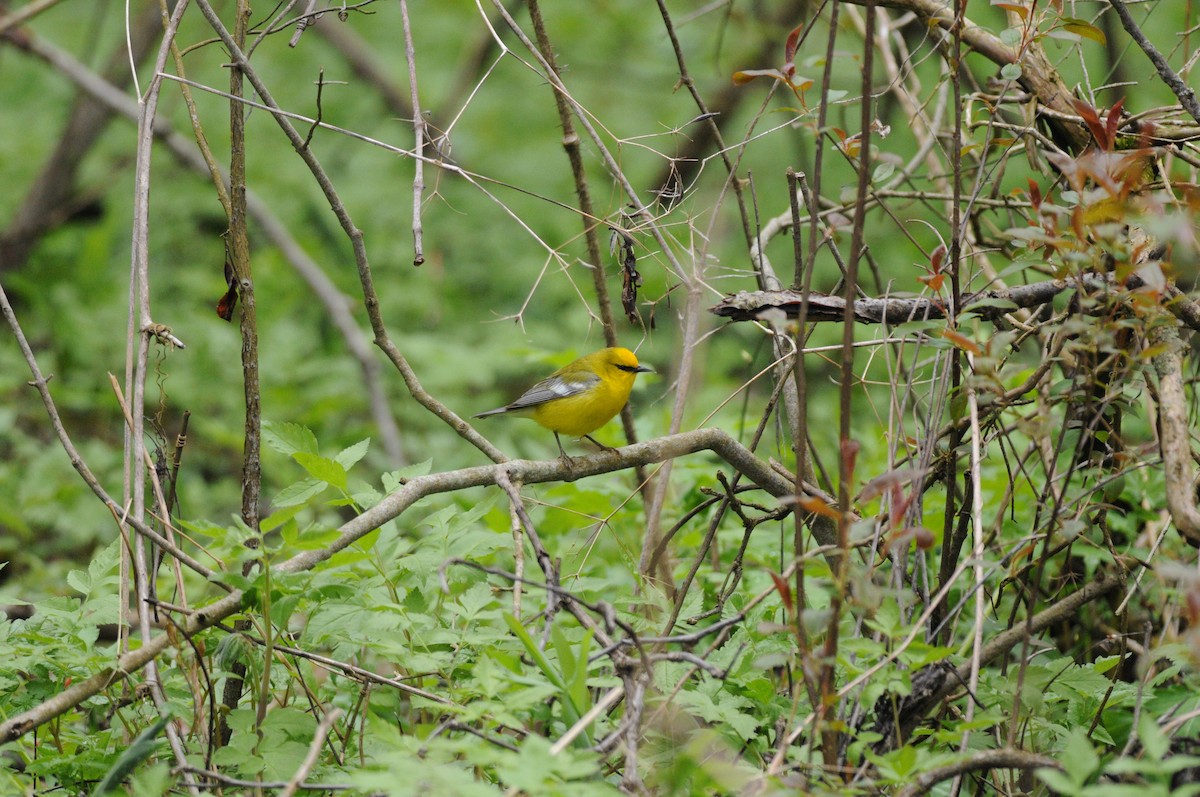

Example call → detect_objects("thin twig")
1108 0 1200 125
398 0 425 265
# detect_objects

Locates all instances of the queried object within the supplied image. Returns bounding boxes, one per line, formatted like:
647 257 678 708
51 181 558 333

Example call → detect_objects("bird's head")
607 347 654 378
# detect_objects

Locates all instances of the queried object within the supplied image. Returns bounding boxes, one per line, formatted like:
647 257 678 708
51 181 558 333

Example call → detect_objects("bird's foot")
583 434 616 452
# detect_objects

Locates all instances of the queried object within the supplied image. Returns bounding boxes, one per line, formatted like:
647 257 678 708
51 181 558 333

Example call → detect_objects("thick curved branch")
0 427 833 743
893 748 1063 797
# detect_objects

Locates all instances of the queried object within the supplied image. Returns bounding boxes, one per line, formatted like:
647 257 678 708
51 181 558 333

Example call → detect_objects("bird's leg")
583 434 617 452
554 433 575 466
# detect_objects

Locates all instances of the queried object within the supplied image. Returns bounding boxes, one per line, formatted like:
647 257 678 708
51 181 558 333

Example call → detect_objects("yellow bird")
474 347 653 458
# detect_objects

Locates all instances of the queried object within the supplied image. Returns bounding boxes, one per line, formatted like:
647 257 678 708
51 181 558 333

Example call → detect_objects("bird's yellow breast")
529 366 635 436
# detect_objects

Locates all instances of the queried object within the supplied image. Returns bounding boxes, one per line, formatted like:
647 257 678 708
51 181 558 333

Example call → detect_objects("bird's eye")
616 364 638 373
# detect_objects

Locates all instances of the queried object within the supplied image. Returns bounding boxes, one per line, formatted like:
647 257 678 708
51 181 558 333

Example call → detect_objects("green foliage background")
2 0 1200 795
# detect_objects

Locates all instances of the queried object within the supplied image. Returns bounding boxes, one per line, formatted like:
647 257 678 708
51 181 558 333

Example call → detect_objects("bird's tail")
472 407 508 419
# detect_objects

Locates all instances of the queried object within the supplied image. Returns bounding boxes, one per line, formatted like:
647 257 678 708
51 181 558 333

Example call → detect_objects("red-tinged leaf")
918 272 945 291
216 282 238 321
787 75 814 92
1105 97 1126 147
768 569 794 614
796 495 841 520
1008 542 1036 573
1027 178 1042 210
941 328 981 355
783 24 804 64
859 467 923 501
929 243 947 274
992 1 1028 19
1073 99 1109 150
889 484 913 529
733 68 784 85
217 254 238 321
914 527 935 550
841 440 860 481
1062 17 1107 45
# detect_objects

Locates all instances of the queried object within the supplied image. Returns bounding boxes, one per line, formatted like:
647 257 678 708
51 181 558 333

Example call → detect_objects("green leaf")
1062 18 1106 45
1138 711 1170 760
383 458 434 490
66 568 90 596
91 714 169 796
261 503 305 533
504 613 588 741
335 438 370 470
550 624 593 720
262 421 318 457
292 452 347 490
1059 727 1100 784
272 477 327 508
1036 768 1080 796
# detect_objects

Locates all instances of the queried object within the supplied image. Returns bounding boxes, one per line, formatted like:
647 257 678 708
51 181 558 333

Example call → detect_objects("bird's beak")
636 364 654 374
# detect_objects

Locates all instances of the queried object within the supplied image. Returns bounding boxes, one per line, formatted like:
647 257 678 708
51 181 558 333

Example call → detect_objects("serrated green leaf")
261 503 305 533
1138 711 1169 760
1036 768 1079 795
383 459 434 493
292 452 347 490
262 421 318 457
66 568 90 596
335 438 370 469
272 477 327 508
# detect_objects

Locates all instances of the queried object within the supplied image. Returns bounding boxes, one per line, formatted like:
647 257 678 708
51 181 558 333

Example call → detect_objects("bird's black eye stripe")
616 364 639 372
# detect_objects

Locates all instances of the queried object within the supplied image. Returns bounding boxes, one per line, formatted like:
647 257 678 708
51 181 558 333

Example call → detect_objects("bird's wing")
503 371 600 411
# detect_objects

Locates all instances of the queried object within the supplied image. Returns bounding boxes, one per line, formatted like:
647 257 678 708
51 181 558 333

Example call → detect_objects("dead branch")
711 276 1200 332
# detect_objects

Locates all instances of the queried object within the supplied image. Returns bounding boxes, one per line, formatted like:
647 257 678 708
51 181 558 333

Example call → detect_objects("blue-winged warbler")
474 347 653 457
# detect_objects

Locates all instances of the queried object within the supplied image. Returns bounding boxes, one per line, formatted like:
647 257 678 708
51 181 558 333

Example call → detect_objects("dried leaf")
795 495 841 520
993 2 1029 19
783 24 803 65
733 68 783 85
929 243 947 275
942 328 982 355
767 569 794 614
